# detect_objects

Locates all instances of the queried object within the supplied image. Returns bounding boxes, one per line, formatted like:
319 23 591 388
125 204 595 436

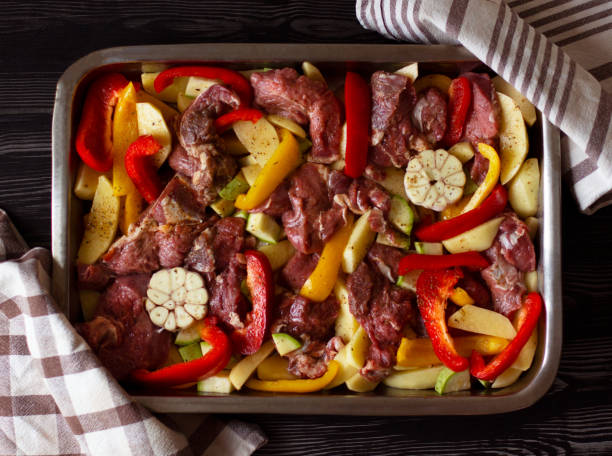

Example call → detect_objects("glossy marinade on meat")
73 62 541 394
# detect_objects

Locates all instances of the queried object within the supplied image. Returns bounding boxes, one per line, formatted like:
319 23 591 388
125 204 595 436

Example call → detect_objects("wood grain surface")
2 1 611 454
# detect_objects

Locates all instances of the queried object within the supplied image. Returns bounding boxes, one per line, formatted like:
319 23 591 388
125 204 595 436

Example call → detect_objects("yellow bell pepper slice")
450 287 474 306
396 335 509 368
441 195 471 220
245 360 339 392
300 214 354 302
119 190 144 235
235 129 300 210
461 143 501 213
112 82 139 197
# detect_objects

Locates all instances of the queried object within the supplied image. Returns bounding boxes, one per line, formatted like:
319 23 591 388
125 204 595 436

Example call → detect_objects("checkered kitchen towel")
357 0 612 213
0 209 266 455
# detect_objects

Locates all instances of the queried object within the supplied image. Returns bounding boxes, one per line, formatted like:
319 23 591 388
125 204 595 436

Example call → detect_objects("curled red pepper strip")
130 319 231 388
154 66 253 107
443 76 472 147
415 185 508 241
398 251 489 276
124 135 163 203
214 108 263 134
417 269 469 372
75 73 129 172
471 292 543 381
344 71 371 178
231 250 274 355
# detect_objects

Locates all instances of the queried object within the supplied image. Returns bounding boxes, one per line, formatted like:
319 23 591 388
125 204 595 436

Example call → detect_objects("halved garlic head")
404 149 465 211
146 267 208 331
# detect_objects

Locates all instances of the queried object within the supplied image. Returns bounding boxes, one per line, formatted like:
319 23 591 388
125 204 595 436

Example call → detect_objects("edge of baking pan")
52 44 562 415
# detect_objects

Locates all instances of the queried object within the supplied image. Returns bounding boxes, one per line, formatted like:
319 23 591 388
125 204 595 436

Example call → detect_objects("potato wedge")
508 158 540 218
141 72 188 103
448 142 474 164
135 90 178 124
525 270 538 293
383 365 444 389
498 92 529 184
258 240 295 271
77 176 120 265
395 63 418 82
491 367 522 388
241 164 262 186
334 279 360 343
346 326 370 369
448 305 517 339
345 373 379 392
413 74 452 94
73 162 107 200
177 92 193 113
342 209 376 274
197 371 235 394
267 114 306 138
442 216 504 253
229 340 275 390
136 102 172 168
233 117 279 165
492 76 537 126
302 61 326 85
324 344 359 390
184 76 221 98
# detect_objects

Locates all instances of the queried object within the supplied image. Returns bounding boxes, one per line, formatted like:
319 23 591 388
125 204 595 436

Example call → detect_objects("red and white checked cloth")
0 210 266 455
357 0 612 213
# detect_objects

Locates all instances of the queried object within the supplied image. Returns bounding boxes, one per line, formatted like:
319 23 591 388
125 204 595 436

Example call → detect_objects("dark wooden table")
3 1 612 454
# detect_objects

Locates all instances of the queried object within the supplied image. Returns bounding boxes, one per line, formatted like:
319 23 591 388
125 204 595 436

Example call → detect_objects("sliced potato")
395 63 418 82
229 340 275 390
240 154 259 166
135 90 178 123
492 76 537 126
448 305 517 339
498 92 529 184
74 162 106 200
241 164 262 186
508 158 540 218
491 367 522 388
442 216 504 253
345 373 379 392
413 74 452 94
136 102 172 168
256 354 299 381
324 344 359 390
346 326 370 369
342 209 376 274
383 365 444 390
77 176 120 265
448 142 474 164
177 92 194 113
302 61 326 85
184 76 221 98
334 279 360 343
525 270 538 293
233 117 280 165
223 132 250 156
258 240 295 271
197 371 235 394
141 72 189 103
267 114 306 138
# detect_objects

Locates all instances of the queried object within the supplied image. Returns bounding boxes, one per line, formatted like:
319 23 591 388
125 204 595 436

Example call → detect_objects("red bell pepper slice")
124 135 163 203
415 184 508 241
470 292 543 381
344 71 371 178
214 108 263 133
75 73 129 172
130 319 231 388
417 269 469 372
154 66 253 107
231 250 274 355
443 76 472 147
398 251 489 275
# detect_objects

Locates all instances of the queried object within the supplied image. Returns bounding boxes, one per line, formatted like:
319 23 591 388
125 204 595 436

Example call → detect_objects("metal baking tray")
51 43 562 415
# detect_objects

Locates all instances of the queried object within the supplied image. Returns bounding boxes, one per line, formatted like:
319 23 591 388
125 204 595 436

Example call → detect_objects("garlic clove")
184 303 207 320
185 271 204 291
171 287 187 304
147 288 169 305
162 300 176 310
175 306 194 329
186 288 208 306
164 312 177 331
149 269 171 292
170 267 186 289
145 299 156 312
150 306 169 326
